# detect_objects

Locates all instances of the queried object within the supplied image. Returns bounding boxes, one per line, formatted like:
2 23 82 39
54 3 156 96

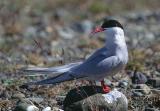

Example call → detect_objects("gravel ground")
0 1 160 111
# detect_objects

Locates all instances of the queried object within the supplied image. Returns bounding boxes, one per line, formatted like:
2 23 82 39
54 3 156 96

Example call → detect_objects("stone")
132 91 143 97
24 26 37 38
56 26 75 39
52 107 64 111
147 78 160 88
70 20 93 35
104 78 112 86
82 20 93 35
135 84 151 95
12 92 25 99
56 95 66 106
118 80 129 88
64 86 128 111
131 71 148 84
42 107 51 111
13 99 39 111
14 103 39 111
145 107 159 111
27 97 44 104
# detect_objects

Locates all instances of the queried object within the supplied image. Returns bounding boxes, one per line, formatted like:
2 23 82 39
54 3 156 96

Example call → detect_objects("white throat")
105 27 126 47
104 27 128 63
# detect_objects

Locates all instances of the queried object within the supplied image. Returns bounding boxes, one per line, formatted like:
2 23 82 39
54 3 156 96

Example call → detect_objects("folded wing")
26 72 86 85
21 62 82 74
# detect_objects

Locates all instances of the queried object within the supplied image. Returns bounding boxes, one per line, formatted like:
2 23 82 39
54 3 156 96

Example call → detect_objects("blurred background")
0 0 160 110
0 0 159 72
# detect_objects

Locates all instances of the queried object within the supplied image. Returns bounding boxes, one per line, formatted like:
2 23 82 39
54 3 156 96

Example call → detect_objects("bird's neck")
104 28 128 63
105 28 126 48
104 27 128 63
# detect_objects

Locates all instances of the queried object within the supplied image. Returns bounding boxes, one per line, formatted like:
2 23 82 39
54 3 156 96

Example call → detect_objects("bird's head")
91 19 124 35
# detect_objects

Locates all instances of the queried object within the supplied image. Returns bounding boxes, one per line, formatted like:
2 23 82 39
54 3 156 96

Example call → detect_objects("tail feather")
22 62 82 74
26 72 78 85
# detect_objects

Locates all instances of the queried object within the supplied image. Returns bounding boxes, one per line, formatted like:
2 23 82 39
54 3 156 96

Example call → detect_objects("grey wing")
70 54 121 79
25 56 121 85
22 47 106 75
83 47 108 62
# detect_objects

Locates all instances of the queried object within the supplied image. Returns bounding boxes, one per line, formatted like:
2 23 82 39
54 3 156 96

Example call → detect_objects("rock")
12 92 25 99
118 80 129 88
27 97 44 104
95 78 112 86
47 99 57 106
52 107 64 111
132 91 144 97
154 71 160 77
42 107 51 111
134 84 151 95
64 86 128 111
56 96 66 105
119 74 131 88
0 100 11 110
24 26 37 38
13 99 39 111
147 78 160 88
71 20 93 35
56 26 75 39
131 71 148 84
14 103 39 111
81 20 93 35
54 9 72 21
145 107 159 111
104 78 112 86
144 32 155 42
71 22 84 33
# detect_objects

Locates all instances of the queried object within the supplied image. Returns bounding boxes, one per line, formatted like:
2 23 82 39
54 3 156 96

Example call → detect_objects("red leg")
101 80 110 93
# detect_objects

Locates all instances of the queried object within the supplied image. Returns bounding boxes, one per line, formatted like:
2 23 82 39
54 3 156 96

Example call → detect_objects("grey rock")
44 55 63 64
131 71 148 84
147 78 160 88
135 84 151 95
42 107 51 111
144 32 155 42
154 71 160 77
24 26 37 38
71 20 93 35
14 104 39 111
145 107 159 111
12 92 25 99
52 107 64 111
64 86 128 111
54 9 72 21
56 95 66 105
118 80 128 88
27 97 44 104
132 91 144 97
56 26 75 39
14 99 39 111
104 78 112 86
82 20 93 35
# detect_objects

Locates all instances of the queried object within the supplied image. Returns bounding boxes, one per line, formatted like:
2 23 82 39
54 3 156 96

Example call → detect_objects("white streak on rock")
102 89 128 104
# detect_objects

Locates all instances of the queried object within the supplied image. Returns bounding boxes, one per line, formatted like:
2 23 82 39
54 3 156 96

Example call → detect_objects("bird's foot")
101 80 110 93
102 85 110 93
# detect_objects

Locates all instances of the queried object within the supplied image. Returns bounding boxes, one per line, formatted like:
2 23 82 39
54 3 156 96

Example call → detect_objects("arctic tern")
22 19 128 93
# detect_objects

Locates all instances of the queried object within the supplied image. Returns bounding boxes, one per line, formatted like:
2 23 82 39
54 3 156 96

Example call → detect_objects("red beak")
91 27 105 34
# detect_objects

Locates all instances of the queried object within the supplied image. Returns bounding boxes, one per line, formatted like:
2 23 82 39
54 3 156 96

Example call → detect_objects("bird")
22 19 128 93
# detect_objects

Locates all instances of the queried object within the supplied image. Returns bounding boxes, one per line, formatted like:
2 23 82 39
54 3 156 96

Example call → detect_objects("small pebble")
42 107 51 111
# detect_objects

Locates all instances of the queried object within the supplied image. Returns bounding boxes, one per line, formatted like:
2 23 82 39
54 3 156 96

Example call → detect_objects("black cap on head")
101 19 123 29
